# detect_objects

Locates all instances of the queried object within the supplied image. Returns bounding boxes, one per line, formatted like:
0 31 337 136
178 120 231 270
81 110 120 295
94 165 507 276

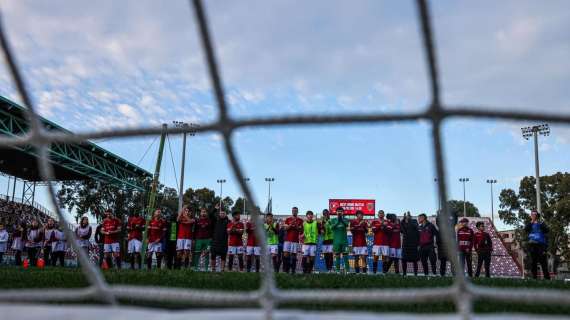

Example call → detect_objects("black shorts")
211 247 228 259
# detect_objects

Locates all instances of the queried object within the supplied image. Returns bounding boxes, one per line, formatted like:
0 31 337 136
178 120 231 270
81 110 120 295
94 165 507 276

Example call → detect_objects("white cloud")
117 103 141 124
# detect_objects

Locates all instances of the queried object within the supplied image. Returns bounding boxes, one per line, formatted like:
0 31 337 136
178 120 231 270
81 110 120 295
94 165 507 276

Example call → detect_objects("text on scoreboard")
328 199 376 215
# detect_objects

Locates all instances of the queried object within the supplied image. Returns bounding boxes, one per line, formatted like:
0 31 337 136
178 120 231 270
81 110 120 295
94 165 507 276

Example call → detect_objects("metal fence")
0 0 569 319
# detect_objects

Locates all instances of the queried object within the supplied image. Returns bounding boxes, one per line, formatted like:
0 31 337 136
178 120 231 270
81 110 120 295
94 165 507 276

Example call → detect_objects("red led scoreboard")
329 199 375 216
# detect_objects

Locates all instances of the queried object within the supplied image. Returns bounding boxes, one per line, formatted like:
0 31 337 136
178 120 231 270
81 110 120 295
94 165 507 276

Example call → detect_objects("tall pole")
6 176 10 200
217 179 226 210
487 179 497 225
173 121 198 212
459 178 469 217
521 124 549 214
434 178 441 213
533 131 542 214
12 177 16 201
243 177 250 217
264 177 274 214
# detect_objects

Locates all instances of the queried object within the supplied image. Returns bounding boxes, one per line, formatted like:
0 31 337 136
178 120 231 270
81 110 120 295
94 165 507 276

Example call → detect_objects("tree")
446 200 480 217
498 172 570 272
155 186 179 217
56 179 150 222
183 187 219 212
231 197 262 216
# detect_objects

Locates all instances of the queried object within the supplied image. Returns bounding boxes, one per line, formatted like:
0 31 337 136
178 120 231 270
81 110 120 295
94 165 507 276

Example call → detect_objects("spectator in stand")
302 211 319 274
418 213 438 276
94 222 104 266
176 205 195 269
227 210 245 272
43 218 56 265
385 214 402 274
193 208 213 271
264 213 280 272
401 212 419 276
146 209 167 270
51 224 66 267
126 212 145 270
474 221 493 278
371 210 391 274
11 222 25 265
320 209 334 273
26 218 43 267
349 210 368 274
0 222 8 264
457 217 474 277
210 206 229 272
101 210 122 269
525 210 550 280
245 216 261 273
282 207 303 274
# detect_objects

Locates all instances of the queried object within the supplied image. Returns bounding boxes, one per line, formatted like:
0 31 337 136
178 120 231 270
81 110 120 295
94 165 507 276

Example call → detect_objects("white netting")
0 0 569 319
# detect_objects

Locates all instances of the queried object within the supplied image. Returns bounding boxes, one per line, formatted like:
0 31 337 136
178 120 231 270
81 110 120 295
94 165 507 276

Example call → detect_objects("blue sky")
0 0 569 230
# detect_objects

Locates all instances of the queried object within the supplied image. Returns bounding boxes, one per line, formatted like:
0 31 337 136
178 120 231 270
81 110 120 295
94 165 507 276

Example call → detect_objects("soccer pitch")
1 267 569 315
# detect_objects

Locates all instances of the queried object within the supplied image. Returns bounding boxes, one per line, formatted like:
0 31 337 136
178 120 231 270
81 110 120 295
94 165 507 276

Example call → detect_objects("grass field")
1 267 569 315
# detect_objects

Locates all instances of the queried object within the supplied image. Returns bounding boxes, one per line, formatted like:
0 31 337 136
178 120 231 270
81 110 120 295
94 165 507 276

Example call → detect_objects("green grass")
1 266 569 314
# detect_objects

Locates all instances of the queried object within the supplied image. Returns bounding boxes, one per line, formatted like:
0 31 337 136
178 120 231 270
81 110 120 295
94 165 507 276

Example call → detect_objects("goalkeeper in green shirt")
264 213 280 272
329 207 350 273
321 209 334 272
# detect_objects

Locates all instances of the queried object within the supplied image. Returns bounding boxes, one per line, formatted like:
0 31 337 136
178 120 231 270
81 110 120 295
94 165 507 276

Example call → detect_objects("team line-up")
2 205 548 279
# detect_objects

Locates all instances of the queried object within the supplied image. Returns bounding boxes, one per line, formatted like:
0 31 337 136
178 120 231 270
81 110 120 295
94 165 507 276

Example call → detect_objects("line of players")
94 204 493 276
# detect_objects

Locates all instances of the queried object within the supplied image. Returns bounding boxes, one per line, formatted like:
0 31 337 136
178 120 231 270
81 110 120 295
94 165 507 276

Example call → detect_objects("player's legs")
440 257 448 276
538 248 550 279
475 253 483 277
484 253 491 278
420 247 429 276
282 243 291 273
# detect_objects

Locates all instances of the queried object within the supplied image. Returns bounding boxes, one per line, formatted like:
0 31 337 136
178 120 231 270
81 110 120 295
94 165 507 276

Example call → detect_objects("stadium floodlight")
265 177 275 210
216 179 226 210
486 179 497 225
459 178 470 217
172 121 199 211
242 177 250 217
521 123 550 214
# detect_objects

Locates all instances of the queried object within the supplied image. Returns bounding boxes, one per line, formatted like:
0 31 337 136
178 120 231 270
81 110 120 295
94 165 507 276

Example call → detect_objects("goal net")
0 0 568 319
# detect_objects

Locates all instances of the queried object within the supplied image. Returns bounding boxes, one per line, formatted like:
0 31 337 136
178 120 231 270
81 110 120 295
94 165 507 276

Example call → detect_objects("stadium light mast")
265 177 274 213
216 179 226 210
459 178 470 217
242 177 250 217
172 121 198 212
486 179 497 225
434 178 441 213
521 124 550 214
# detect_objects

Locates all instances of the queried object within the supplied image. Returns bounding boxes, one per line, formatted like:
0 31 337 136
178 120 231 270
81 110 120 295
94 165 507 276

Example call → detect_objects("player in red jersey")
127 211 145 269
193 207 213 271
146 209 167 270
227 211 245 272
370 210 392 274
457 217 474 277
383 214 402 274
176 205 195 269
245 217 260 272
101 210 122 269
350 211 369 274
282 206 303 274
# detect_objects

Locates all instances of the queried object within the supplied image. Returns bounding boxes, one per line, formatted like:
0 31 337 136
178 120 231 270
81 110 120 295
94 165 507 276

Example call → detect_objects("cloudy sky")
0 0 568 229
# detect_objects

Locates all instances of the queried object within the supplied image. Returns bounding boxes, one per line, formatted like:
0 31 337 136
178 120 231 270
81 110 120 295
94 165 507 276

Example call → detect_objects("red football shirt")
457 226 474 252
246 221 259 246
350 219 368 247
127 216 145 241
284 216 304 242
194 217 211 239
389 222 401 249
371 219 392 246
227 220 245 246
177 218 194 240
148 218 166 243
102 217 121 244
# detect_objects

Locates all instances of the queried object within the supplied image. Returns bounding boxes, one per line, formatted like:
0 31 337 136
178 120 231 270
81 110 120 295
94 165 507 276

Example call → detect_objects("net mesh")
0 0 569 319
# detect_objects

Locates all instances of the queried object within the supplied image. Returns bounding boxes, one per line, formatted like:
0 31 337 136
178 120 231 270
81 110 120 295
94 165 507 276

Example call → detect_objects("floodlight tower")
265 177 275 213
521 124 550 214
459 178 470 217
172 121 198 212
216 179 226 210
486 179 497 225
